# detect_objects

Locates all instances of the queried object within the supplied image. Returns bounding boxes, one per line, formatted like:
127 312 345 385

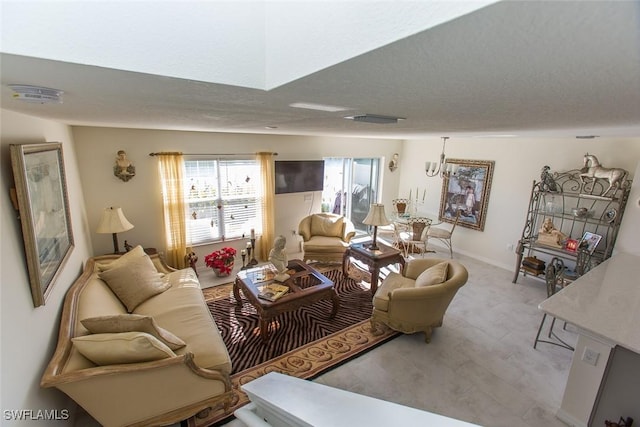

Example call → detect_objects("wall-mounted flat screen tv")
275 160 325 194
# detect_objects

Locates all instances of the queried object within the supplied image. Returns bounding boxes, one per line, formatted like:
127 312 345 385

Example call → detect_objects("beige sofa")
371 258 468 343
41 247 233 427
298 213 356 263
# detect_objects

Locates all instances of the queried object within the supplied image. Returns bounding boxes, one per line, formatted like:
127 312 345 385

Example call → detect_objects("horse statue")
580 153 627 196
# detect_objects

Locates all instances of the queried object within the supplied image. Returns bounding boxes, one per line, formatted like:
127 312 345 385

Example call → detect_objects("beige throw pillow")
311 215 344 238
415 262 449 287
72 332 175 365
96 245 146 272
99 255 170 312
81 314 185 350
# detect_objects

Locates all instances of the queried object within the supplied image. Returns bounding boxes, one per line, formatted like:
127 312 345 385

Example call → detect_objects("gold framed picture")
10 142 74 307
438 159 495 231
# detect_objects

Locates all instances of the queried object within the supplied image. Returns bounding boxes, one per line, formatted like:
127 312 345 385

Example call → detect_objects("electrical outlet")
506 243 514 251
582 347 600 366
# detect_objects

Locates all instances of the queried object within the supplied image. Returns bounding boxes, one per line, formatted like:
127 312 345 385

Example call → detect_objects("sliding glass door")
323 157 380 232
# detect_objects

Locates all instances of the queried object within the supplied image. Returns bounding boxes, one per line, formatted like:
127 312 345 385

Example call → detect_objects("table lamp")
363 203 390 251
96 207 134 253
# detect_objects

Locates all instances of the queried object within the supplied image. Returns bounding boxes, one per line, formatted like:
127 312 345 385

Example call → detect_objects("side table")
342 241 405 295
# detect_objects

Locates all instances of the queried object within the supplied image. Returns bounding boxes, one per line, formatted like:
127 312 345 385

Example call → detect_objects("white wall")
1 110 92 424
615 161 640 256
400 137 640 270
71 126 403 261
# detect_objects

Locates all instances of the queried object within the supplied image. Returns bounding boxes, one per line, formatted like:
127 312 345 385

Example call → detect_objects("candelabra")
240 249 248 270
249 238 258 266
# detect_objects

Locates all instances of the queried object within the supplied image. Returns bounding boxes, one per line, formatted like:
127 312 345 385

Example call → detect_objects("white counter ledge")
538 252 640 427
539 252 640 354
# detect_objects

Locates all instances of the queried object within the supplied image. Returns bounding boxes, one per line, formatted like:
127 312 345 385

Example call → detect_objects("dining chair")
533 257 574 351
399 217 432 257
426 209 461 258
392 199 411 218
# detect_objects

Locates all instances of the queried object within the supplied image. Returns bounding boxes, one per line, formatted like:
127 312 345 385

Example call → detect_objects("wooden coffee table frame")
234 259 339 343
343 241 405 295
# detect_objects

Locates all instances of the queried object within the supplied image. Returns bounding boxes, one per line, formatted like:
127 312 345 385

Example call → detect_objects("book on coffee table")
258 283 289 302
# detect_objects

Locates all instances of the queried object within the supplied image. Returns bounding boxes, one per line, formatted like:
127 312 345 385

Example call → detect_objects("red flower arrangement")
204 247 237 275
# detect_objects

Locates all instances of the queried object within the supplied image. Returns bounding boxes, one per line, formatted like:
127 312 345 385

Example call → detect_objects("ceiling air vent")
344 114 405 124
9 85 63 104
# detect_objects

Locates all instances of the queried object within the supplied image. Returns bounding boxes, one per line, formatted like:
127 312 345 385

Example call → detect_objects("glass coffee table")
234 259 339 343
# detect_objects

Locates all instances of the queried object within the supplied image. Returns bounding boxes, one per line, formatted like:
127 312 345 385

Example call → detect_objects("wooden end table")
234 259 339 343
342 241 405 295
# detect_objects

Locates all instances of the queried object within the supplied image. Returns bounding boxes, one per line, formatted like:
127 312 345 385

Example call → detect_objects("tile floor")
223 247 576 427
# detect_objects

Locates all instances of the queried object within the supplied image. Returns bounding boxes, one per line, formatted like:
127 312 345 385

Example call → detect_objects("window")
184 159 262 245
322 157 380 232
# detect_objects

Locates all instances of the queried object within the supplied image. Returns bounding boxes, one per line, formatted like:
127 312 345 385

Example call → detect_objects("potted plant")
204 247 237 277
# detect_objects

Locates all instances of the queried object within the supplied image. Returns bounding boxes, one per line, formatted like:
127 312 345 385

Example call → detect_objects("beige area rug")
187 263 396 427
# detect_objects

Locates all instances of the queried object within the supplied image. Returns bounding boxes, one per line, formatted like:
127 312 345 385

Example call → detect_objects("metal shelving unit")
513 167 631 283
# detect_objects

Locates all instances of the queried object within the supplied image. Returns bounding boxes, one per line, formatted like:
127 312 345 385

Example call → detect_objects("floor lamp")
96 207 134 254
363 203 390 251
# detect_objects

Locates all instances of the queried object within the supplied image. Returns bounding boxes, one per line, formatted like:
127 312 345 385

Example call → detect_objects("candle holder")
249 238 258 266
240 251 248 270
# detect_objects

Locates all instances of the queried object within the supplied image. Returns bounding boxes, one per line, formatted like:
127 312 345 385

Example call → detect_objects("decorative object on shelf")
571 207 593 218
537 218 567 248
362 203 391 251
579 231 602 254
565 238 579 252
113 150 136 182
388 153 399 172
96 206 135 254
580 153 628 196
205 247 237 277
425 137 459 178
522 256 546 275
605 208 618 223
438 158 494 232
268 235 290 282
10 142 75 307
539 165 558 192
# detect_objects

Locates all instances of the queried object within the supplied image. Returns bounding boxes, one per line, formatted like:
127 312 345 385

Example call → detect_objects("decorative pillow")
81 314 185 350
96 245 146 272
311 215 344 238
72 332 175 365
415 262 449 287
98 255 170 312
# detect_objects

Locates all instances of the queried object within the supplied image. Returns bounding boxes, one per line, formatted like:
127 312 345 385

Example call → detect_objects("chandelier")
425 137 459 178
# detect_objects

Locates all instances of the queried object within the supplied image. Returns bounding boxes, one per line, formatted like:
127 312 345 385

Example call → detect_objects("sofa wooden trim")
40 254 233 427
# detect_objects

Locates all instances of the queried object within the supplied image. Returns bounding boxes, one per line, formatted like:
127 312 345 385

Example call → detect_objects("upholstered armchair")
371 258 468 343
298 213 356 263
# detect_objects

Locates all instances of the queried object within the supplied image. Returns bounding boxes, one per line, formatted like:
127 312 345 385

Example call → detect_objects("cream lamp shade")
96 207 134 253
363 203 390 251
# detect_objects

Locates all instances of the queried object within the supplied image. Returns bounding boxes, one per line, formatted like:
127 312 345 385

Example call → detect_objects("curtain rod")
149 152 278 157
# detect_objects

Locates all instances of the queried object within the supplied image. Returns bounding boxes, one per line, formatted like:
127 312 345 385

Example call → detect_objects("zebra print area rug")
187 266 399 427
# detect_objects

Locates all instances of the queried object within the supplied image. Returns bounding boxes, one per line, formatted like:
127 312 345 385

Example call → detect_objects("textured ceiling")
1 1 639 139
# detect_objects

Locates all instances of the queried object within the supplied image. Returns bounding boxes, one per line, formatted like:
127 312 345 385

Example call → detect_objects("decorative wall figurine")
114 150 136 182
388 153 399 172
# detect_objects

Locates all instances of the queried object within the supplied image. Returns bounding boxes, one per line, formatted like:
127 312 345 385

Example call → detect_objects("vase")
213 261 234 277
